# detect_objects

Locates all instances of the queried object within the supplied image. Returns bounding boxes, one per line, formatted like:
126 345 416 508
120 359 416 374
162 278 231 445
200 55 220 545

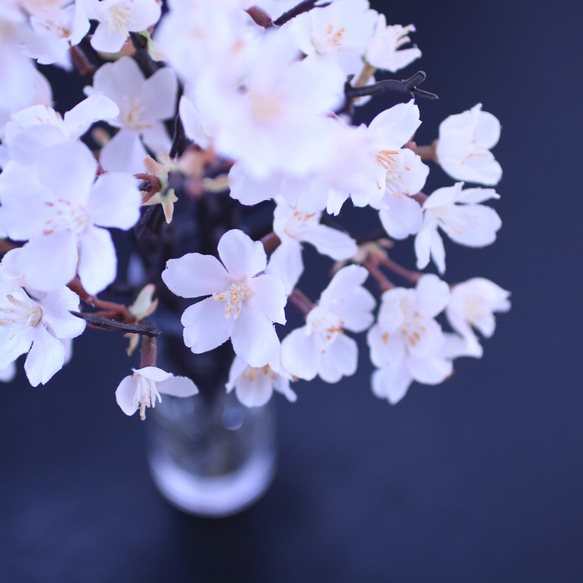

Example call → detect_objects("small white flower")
87 0 162 54
367 274 451 404
86 56 177 172
162 229 287 367
446 278 511 357
436 104 502 185
266 196 357 294
0 277 86 387
365 15 421 73
226 355 296 407
0 141 142 294
115 366 199 420
414 183 502 274
281 265 375 383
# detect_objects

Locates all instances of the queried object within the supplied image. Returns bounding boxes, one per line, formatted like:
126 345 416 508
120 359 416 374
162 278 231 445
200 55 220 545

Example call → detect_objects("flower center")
135 376 162 421
306 306 345 352
104 4 133 35
213 281 253 319
43 199 90 236
249 90 283 124
0 292 42 328
244 364 276 382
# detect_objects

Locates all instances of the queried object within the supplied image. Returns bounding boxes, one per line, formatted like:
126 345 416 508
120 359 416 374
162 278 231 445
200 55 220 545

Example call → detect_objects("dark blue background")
1 1 582 581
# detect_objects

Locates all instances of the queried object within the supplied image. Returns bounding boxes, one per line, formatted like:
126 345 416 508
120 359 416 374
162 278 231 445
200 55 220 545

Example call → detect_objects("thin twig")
288 288 315 318
71 312 161 336
345 71 438 102
273 0 332 27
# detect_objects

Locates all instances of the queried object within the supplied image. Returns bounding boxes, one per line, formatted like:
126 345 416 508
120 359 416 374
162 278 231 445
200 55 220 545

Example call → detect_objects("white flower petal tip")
436 104 502 186
226 356 296 408
115 367 198 420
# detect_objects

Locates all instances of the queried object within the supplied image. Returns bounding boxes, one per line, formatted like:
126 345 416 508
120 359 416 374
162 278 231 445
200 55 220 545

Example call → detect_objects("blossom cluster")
0 0 510 417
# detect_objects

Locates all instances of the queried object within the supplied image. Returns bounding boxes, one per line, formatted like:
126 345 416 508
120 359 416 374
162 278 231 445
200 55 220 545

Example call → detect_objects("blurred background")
1 0 582 581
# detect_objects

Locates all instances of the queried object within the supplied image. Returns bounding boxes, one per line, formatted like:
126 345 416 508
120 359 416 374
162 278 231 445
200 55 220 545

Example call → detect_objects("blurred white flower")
86 56 177 172
0 277 85 386
446 278 511 357
366 16 421 73
436 104 502 185
226 355 296 407
0 141 141 294
367 274 451 404
415 183 502 274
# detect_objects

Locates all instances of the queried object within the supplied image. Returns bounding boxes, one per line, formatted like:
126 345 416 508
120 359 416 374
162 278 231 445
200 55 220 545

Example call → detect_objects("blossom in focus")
266 196 358 294
86 0 162 54
86 56 177 172
226 355 296 407
367 274 451 404
0 141 142 294
435 104 502 185
281 265 375 383
0 276 86 386
162 229 287 367
446 278 511 357
414 183 502 274
115 366 199 420
365 15 421 73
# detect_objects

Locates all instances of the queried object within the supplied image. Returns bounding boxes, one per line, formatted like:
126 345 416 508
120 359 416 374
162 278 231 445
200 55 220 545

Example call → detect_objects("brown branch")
345 71 438 102
378 255 421 285
140 335 158 367
260 232 281 253
273 0 332 27
362 258 394 293
70 312 161 336
69 45 94 75
288 288 315 318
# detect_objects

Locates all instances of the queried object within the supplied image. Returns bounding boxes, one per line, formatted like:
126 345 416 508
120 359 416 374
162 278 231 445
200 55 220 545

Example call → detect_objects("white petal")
408 355 452 385
234 375 273 408
115 374 139 416
78 226 117 295
40 288 85 339
217 229 266 279
17 233 78 292
135 366 172 383
281 327 318 381
25 327 66 386
372 364 412 404
231 305 280 367
141 67 178 122
265 242 304 296
88 172 141 229
158 375 199 398
301 224 358 260
181 298 233 353
99 130 148 173
318 334 358 383
162 254 231 298
247 274 287 324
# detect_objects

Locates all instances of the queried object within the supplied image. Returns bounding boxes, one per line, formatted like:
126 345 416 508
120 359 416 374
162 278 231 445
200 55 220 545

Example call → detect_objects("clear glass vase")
146 334 277 518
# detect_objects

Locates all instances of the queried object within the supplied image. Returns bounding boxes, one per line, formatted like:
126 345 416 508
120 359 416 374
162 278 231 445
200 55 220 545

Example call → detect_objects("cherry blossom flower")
86 56 177 172
86 0 162 54
162 229 287 367
115 366 199 420
226 355 296 407
414 183 502 274
366 16 421 73
0 276 86 387
446 277 511 357
285 0 377 76
266 196 358 294
435 104 502 185
281 265 375 383
0 141 142 294
367 274 451 404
